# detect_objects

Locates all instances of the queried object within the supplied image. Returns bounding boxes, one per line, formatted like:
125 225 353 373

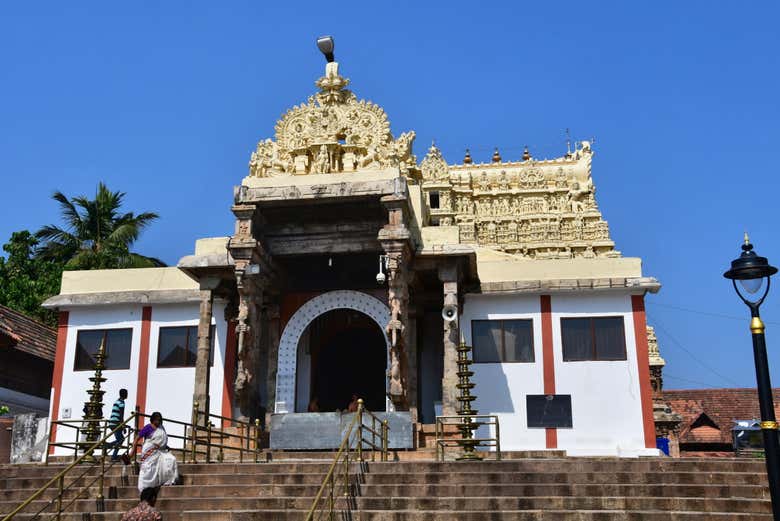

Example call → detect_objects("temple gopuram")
44 45 662 457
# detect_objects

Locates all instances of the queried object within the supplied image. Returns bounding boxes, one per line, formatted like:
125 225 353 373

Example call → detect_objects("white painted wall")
551 293 652 456
145 302 227 448
462 294 546 451
50 303 227 455
462 291 655 457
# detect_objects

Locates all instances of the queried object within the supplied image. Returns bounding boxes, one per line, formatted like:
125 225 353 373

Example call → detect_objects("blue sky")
1 2 779 390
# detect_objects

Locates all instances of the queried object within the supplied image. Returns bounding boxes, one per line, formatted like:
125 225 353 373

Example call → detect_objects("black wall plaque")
526 394 573 428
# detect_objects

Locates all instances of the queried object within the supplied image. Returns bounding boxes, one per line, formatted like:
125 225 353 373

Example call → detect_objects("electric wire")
647 301 780 326
647 312 743 388
663 373 726 389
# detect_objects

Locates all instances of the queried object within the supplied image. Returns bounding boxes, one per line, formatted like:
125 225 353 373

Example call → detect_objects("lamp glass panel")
739 277 764 294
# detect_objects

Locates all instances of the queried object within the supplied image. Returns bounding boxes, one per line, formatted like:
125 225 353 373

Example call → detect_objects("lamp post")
724 234 779 519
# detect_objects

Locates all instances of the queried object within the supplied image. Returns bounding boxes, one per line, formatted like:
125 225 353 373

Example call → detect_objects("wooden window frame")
471 319 535 363
74 328 133 371
561 316 627 362
156 325 215 369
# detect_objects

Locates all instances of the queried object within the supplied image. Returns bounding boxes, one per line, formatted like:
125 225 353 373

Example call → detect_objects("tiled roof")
0 305 56 362
664 388 780 445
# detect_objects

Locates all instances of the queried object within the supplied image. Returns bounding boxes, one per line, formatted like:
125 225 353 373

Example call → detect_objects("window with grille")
74 329 133 371
157 326 215 368
471 319 535 363
561 316 626 361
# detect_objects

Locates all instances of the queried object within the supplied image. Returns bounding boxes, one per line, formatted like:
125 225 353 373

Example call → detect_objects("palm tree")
35 182 164 269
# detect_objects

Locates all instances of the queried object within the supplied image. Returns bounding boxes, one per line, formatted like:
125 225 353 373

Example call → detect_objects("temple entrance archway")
295 309 386 412
275 290 391 413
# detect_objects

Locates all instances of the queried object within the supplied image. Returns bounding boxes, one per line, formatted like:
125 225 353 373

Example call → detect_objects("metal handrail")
305 399 390 521
5 405 266 521
2 413 138 521
435 414 501 461
189 402 262 463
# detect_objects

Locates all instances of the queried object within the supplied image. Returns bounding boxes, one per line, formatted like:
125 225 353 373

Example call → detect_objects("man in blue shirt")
109 389 128 460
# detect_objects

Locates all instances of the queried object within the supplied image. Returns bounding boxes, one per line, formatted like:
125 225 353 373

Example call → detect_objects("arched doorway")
275 290 391 413
295 309 386 412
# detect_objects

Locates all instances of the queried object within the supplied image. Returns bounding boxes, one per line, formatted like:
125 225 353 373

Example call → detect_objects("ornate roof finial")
492 147 502 163
745 231 751 245
522 145 531 161
463 148 473 164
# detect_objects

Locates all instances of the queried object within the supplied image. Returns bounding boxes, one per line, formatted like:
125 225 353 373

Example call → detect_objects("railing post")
206 422 212 464
356 399 364 463
494 415 501 461
73 424 80 463
191 401 199 463
45 420 54 465
254 419 261 463
96 434 106 512
56 474 64 521
133 406 142 465
382 419 389 462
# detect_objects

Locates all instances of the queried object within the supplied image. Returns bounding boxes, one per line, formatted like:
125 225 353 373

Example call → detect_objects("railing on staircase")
434 414 501 461
3 405 263 520
1 413 138 521
305 399 390 521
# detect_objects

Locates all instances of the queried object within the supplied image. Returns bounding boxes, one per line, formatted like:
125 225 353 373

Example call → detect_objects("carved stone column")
378 193 414 411
233 271 263 421
439 264 460 416
229 203 273 422
193 278 219 423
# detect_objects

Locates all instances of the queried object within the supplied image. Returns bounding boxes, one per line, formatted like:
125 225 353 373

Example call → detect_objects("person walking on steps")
121 487 162 521
109 389 128 461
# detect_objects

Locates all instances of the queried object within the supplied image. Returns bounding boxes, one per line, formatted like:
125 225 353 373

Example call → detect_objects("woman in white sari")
135 412 179 492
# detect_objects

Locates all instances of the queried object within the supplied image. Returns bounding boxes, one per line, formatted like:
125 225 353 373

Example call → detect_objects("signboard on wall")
526 394 573 428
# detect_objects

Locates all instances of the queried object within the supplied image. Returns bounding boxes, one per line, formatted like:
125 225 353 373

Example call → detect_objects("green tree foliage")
35 182 164 269
0 231 63 326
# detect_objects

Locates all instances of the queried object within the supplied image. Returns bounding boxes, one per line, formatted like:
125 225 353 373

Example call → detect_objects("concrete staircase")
0 456 772 520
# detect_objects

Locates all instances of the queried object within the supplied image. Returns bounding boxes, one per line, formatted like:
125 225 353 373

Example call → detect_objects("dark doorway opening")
301 309 386 412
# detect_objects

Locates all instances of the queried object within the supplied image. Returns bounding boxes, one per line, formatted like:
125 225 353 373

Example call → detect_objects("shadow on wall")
473 364 515 414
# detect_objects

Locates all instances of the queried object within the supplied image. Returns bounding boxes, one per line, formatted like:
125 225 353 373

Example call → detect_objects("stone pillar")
378 192 414 411
385 248 410 410
193 279 219 423
234 274 263 421
264 302 280 427
439 267 460 416
406 309 418 422
229 203 274 423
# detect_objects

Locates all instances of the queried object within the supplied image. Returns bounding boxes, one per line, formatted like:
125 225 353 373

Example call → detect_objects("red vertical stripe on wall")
49 311 69 454
540 295 558 449
135 306 153 415
631 295 656 449
222 320 237 426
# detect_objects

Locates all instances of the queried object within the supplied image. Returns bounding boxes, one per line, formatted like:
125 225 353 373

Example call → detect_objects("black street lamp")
724 234 779 519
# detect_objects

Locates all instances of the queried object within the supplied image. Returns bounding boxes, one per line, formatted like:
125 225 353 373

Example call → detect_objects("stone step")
2 468 766 501
1 458 768 479
9 509 772 521
0 481 770 515
355 495 771 513
2 494 772 517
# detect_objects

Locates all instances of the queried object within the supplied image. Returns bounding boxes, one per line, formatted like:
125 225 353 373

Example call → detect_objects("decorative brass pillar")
455 338 481 461
81 339 107 463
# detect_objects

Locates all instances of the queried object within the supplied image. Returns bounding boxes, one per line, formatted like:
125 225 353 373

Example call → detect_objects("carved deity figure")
498 171 509 190
567 179 593 212
315 145 330 173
